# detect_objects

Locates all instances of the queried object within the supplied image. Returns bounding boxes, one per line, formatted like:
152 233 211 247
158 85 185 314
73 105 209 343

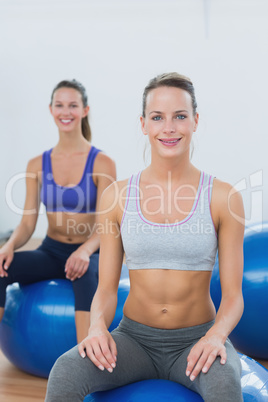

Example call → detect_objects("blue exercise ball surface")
210 223 268 358
84 354 268 401
0 279 76 378
85 379 202 401
0 265 129 378
240 353 268 401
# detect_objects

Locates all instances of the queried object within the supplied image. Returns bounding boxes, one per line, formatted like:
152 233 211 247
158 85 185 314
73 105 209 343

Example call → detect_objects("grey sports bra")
120 171 218 271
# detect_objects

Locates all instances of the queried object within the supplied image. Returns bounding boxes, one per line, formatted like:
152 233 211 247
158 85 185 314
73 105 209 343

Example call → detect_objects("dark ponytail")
81 116 91 141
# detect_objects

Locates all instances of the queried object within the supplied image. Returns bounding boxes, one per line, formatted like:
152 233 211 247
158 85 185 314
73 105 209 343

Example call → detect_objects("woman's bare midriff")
123 269 216 329
46 212 96 243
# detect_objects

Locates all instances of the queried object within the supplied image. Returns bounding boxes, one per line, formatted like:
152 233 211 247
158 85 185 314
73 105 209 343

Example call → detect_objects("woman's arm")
186 180 245 381
83 152 117 255
78 180 125 373
0 156 41 276
65 153 116 281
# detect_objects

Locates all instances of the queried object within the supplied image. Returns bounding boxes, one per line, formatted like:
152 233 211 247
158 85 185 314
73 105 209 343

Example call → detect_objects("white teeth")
161 139 179 143
61 119 72 123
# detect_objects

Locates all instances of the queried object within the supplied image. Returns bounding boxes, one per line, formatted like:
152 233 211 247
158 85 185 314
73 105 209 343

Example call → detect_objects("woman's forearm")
89 288 118 332
4 220 36 251
80 232 100 256
207 293 244 342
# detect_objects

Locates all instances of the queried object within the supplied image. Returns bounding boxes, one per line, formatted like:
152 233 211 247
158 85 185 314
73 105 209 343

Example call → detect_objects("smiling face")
140 86 199 160
49 87 89 133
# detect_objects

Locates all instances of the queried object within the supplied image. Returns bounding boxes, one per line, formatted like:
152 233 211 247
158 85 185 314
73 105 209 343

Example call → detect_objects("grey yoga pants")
45 315 243 402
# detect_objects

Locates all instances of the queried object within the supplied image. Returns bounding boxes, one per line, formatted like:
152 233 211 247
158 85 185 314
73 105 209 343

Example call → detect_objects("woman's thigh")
169 338 242 402
6 248 65 285
45 331 158 402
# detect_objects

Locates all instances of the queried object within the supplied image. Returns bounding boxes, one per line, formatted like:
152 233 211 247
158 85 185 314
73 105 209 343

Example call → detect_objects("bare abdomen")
46 212 96 243
123 269 216 329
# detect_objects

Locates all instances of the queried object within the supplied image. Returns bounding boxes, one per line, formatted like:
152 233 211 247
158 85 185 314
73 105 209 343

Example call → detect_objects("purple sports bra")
40 146 100 213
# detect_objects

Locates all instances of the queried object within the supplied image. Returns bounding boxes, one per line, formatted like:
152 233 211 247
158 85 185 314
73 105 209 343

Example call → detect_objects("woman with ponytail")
0 79 116 342
46 73 244 402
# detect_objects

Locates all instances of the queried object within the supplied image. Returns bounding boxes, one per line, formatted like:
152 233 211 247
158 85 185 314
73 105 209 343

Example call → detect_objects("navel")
162 308 168 314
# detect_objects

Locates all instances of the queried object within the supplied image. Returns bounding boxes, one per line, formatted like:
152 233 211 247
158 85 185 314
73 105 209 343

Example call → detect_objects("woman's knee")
47 350 77 383
46 347 91 401
197 356 242 402
73 271 98 311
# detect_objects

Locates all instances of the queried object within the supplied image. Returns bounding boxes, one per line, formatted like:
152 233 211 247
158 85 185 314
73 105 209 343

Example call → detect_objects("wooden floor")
0 238 267 401
0 350 47 401
0 238 47 401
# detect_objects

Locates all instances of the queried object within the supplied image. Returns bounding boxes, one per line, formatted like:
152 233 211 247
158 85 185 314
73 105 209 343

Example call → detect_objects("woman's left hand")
65 246 90 281
186 334 227 381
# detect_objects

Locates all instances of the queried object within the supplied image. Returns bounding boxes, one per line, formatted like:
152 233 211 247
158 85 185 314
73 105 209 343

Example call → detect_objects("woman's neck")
54 130 89 155
147 153 194 184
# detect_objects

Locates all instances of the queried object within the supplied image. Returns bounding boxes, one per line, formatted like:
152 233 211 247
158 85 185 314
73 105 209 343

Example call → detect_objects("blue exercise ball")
84 379 202 402
210 223 268 358
84 354 268 402
0 266 129 378
0 279 76 378
240 353 268 400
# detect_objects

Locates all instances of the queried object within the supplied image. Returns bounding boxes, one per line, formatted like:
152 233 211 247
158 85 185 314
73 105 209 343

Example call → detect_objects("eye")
176 115 186 120
70 104 78 108
55 104 62 107
152 115 162 121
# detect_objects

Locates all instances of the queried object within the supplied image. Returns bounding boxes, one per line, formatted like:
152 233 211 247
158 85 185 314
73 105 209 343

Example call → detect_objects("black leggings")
0 236 99 311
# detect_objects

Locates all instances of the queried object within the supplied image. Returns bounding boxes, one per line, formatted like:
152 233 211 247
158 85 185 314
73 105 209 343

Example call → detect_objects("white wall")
0 0 267 237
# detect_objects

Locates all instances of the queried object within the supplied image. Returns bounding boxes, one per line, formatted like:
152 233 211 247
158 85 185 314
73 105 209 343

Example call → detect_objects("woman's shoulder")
93 149 116 173
212 176 238 197
103 177 130 196
100 176 133 205
211 176 244 216
26 153 43 173
98 178 129 219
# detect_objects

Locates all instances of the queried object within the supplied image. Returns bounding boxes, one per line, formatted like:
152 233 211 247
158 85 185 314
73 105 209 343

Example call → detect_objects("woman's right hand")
0 245 14 277
78 326 117 373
